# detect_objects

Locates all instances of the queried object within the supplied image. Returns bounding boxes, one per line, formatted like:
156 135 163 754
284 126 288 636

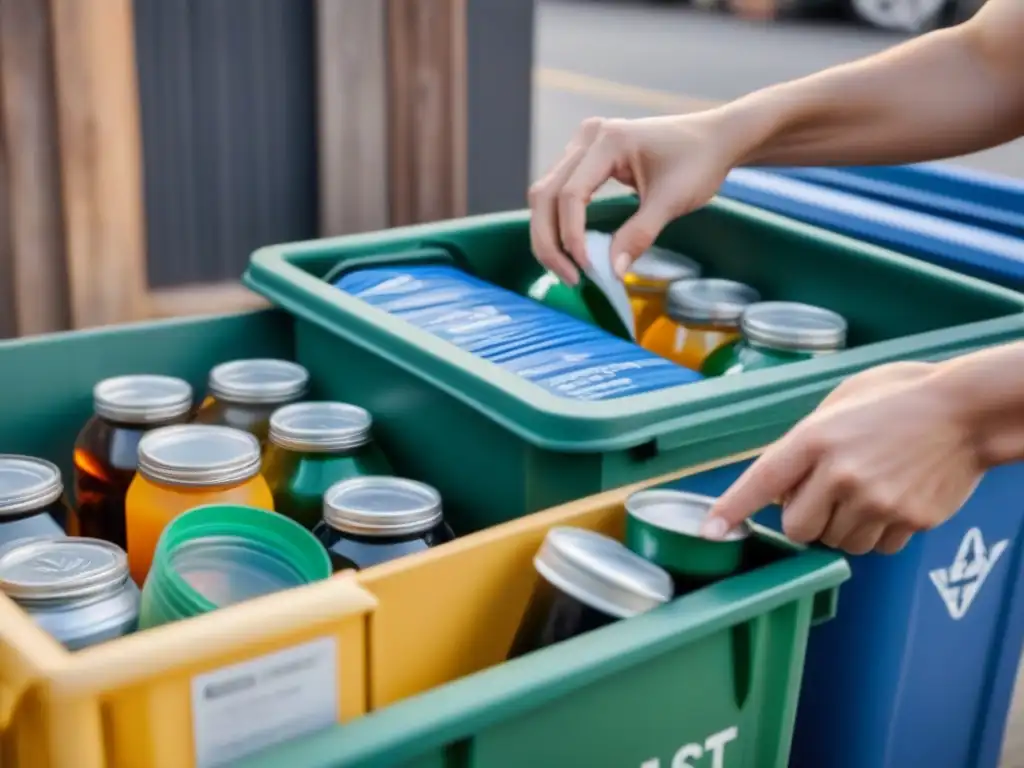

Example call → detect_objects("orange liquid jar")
194 359 309 445
125 424 274 584
73 375 193 550
641 279 760 371
623 245 701 340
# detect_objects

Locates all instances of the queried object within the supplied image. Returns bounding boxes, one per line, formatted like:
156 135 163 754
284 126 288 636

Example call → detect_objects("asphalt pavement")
531 3 1024 766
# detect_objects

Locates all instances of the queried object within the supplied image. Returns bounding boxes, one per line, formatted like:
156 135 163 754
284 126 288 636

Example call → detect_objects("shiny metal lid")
93 374 194 424
269 402 373 453
0 455 64 517
0 537 130 602
534 527 673 619
137 425 262 487
626 489 750 542
626 246 702 293
323 476 443 537
207 359 310 405
665 279 761 327
741 301 847 352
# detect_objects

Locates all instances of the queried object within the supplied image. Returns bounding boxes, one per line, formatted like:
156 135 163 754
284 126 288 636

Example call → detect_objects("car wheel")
848 0 950 32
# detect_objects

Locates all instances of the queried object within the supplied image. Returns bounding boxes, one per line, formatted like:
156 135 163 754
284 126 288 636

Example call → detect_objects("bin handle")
321 244 463 285
653 376 844 454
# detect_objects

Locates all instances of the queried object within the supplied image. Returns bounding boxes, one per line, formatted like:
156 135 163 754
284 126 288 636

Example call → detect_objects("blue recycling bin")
719 168 1024 290
667 458 1024 768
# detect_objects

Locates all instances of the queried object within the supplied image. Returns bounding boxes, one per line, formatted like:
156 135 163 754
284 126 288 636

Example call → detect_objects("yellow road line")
533 67 721 113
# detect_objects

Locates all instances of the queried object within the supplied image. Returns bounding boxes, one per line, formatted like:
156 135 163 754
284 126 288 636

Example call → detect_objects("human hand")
527 112 745 286
702 361 984 555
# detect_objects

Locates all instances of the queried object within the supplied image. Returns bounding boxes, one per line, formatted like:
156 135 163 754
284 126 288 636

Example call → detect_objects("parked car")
847 0 986 32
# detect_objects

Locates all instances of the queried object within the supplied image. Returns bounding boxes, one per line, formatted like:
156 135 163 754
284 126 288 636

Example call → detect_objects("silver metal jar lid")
323 476 443 537
207 359 310 405
269 402 373 453
665 279 761 327
137 425 262 487
626 245 702 292
0 455 64 517
534 527 673 619
626 489 750 542
93 374 194 424
740 301 848 352
0 537 130 602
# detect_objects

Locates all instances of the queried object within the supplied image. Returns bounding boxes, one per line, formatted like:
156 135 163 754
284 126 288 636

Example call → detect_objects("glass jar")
194 359 310 444
623 245 701 339
73 375 194 549
264 402 395 530
125 425 274 584
0 455 71 549
0 536 139 650
507 527 672 660
701 301 848 377
314 476 454 571
641 279 760 372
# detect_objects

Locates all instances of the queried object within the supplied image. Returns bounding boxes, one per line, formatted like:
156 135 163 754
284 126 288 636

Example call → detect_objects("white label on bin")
190 637 338 768
640 725 738 768
929 527 1009 620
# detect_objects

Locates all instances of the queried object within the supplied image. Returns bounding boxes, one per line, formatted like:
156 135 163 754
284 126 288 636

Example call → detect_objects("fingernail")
613 252 631 278
701 516 730 540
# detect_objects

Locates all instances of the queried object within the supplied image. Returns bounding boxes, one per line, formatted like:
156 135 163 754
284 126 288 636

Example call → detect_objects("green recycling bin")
242 194 1024 536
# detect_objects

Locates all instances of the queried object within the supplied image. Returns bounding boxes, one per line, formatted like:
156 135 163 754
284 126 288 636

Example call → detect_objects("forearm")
711 2 1024 168
929 342 1024 468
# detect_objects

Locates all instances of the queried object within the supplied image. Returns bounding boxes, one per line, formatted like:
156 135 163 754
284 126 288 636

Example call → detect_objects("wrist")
704 94 788 168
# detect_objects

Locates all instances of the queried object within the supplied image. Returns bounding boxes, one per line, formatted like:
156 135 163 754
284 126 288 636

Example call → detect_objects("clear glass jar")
73 375 194 549
194 359 309 445
0 455 71 549
641 279 760 372
623 245 701 339
0 536 139 650
263 402 395 530
507 527 672 660
125 425 274 584
314 476 454 571
701 301 848 377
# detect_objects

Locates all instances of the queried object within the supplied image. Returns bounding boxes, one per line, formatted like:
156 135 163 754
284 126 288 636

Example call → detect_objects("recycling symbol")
928 528 1009 620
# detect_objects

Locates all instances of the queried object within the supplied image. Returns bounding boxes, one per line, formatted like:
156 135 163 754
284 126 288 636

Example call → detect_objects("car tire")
847 0 951 32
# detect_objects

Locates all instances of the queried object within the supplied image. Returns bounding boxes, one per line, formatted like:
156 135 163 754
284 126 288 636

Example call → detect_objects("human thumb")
609 197 676 279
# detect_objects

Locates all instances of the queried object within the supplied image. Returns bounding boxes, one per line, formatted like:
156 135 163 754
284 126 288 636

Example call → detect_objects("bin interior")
251 195 1024 350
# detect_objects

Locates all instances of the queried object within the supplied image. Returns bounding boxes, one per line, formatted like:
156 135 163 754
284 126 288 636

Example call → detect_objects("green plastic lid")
139 504 331 629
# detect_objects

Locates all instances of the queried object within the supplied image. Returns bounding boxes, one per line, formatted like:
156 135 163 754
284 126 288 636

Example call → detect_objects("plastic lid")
0 455 64 517
534 527 673 619
137 425 262 487
93 374 194 424
207 359 310 405
323 476 443 537
626 245 702 292
626 489 750 542
269 402 373 453
171 535 309 608
665 279 761 327
0 537 129 602
741 301 848 352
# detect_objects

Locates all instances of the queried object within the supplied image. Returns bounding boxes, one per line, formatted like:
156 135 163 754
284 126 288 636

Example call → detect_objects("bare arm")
717 0 1024 167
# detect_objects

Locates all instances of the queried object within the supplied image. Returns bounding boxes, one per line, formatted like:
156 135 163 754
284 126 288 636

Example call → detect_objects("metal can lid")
741 301 847 352
137 425 262 487
665 279 761 327
534 527 673 619
323 476 443 537
0 537 129 602
269 402 373 453
93 374 194 424
626 246 702 293
0 456 64 517
626 489 750 542
207 359 310 405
